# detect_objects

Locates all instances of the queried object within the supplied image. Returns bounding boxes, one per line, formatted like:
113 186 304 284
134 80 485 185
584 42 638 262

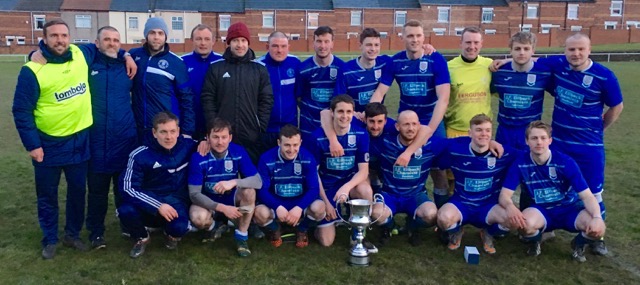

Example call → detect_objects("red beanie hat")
226 22 251 45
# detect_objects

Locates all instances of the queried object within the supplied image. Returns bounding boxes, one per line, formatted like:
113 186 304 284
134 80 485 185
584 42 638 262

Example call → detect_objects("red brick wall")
0 11 62 46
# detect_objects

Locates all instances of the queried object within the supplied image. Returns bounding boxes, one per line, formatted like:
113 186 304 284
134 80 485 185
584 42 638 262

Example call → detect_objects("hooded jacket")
200 47 273 144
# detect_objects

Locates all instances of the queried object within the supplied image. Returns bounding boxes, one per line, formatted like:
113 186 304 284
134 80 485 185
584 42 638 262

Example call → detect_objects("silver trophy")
337 193 385 266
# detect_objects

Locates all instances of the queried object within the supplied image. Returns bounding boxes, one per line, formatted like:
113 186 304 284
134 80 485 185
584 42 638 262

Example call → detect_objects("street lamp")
521 0 528 31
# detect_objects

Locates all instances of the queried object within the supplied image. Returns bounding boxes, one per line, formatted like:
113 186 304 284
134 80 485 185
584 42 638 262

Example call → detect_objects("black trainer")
571 237 587 262
379 228 392 246
165 235 179 250
91 236 107 249
63 236 89 251
129 237 150 258
590 239 608 256
408 229 422 247
527 241 541 257
42 244 56 260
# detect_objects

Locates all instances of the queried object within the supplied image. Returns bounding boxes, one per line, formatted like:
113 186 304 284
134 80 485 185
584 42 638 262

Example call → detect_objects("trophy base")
348 255 370 267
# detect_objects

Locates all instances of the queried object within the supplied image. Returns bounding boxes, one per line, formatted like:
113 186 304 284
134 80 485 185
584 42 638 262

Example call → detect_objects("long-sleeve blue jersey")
130 44 195 136
257 146 320 211
334 55 391 112
296 55 345 136
119 137 197 215
181 51 223 138
256 53 300 133
491 62 552 127
187 143 258 200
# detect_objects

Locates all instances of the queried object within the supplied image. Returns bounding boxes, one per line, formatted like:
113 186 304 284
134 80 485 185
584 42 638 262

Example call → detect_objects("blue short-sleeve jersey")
438 137 517 206
187 143 257 199
379 51 450 125
257 146 320 210
540 56 623 147
335 55 391 112
502 149 589 209
312 124 369 191
296 55 345 136
376 135 447 196
492 62 552 127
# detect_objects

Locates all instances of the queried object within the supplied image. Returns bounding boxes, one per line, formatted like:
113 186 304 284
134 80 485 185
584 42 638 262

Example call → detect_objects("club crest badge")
330 68 337 80
414 147 423 159
582 75 593 88
348 135 356 147
527 74 536 86
287 68 295 77
374 69 382 80
419 61 428 73
294 163 302 175
487 157 496 169
224 160 234 173
158 59 169 69
549 166 557 180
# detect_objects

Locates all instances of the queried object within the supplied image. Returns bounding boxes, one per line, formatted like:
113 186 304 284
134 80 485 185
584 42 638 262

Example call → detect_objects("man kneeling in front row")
187 118 261 257
499 121 606 262
254 125 326 248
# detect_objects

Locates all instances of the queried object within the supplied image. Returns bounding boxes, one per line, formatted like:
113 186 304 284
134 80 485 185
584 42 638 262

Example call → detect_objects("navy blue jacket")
12 41 98 166
88 51 137 173
181 51 223 139
130 43 195 136
119 136 197 215
255 53 300 133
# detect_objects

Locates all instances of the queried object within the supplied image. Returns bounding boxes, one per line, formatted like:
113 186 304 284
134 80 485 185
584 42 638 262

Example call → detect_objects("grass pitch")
0 61 638 284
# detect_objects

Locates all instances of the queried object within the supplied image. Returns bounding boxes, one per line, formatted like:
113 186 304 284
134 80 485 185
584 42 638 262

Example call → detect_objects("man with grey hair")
256 31 301 150
129 17 195 142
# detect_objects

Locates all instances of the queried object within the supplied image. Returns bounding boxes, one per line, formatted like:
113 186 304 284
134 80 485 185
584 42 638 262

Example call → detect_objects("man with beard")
130 17 195 141
182 24 223 140
201 22 273 164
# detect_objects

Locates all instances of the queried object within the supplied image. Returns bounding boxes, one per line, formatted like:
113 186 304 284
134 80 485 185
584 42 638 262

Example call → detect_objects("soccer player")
544 34 623 255
492 31 552 151
445 27 493 138
499 121 606 262
118 112 197 258
130 17 194 141
296 26 345 144
312 95 371 248
369 19 451 207
187 118 261 257
334 28 391 113
256 32 301 150
370 110 444 246
254 125 326 248
181 24 222 140
436 114 514 254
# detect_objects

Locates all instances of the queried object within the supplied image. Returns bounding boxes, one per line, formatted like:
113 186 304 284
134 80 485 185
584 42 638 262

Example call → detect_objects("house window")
567 4 579 20
5 36 15 46
219 15 231 31
263 12 274 28
380 32 388 39
571 26 582 32
520 24 532 32
221 36 226 42
347 32 359 39
481 8 493 23
17 36 25 45
172 16 183 31
610 1 623 17
351 11 361 26
73 39 90 43
395 11 406 27
605 21 617 30
626 21 640 29
438 7 450 23
485 29 496 35
455 27 464 36
258 33 269 42
34 15 45 30
168 38 180 43
75 15 91 28
308 13 319 29
527 4 538 19
129 17 139 30
290 34 300 40
541 24 553 34
133 39 143 43
432 28 446 36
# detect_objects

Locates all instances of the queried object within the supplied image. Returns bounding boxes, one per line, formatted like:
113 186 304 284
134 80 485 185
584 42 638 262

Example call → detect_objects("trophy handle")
335 193 350 225
369 193 386 226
